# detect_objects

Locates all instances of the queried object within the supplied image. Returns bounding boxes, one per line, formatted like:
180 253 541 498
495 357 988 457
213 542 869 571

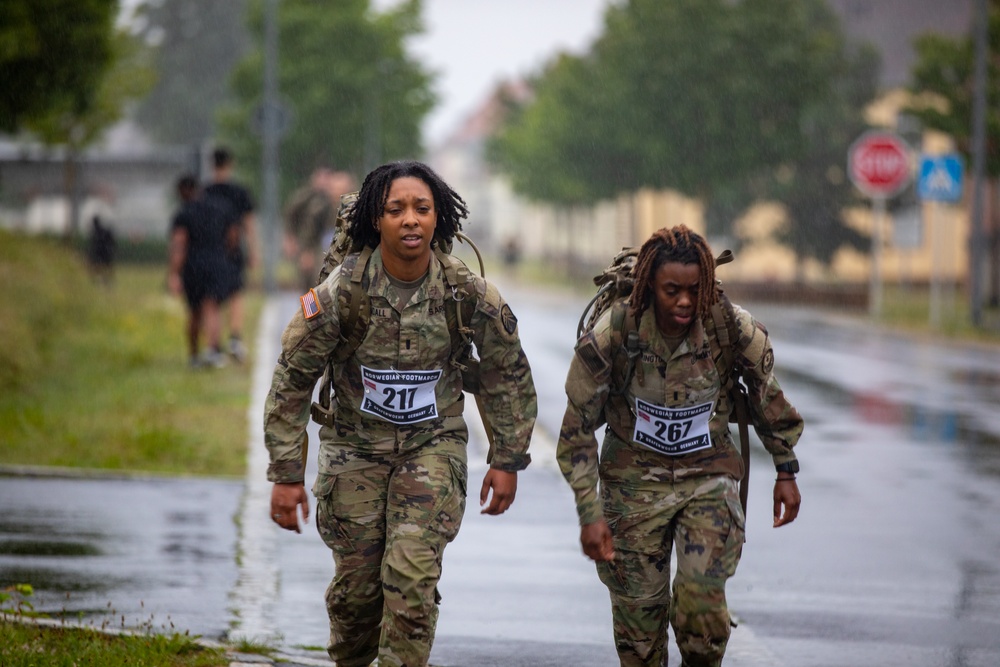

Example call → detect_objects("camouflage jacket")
284 186 335 249
264 247 537 483
557 301 804 525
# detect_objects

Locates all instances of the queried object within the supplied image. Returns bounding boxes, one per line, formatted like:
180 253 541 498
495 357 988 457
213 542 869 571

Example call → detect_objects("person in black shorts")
168 174 233 368
203 147 257 364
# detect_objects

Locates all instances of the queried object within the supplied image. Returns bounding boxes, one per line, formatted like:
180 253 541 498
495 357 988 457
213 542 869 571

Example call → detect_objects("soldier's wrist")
774 460 799 475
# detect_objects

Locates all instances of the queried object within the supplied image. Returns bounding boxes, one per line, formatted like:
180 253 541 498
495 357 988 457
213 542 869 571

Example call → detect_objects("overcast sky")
373 0 614 146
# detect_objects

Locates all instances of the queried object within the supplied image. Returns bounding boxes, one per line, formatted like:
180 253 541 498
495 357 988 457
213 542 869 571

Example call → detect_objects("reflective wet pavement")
0 471 241 638
4 280 1000 666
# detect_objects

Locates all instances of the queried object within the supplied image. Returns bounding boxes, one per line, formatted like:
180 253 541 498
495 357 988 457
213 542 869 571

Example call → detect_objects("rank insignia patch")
300 288 321 319
500 304 518 335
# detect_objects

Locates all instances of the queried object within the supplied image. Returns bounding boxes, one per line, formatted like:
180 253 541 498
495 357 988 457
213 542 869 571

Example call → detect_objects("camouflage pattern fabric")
597 471 743 666
284 186 336 289
263 246 537 666
558 301 803 525
557 300 803 664
315 437 466 667
285 186 336 249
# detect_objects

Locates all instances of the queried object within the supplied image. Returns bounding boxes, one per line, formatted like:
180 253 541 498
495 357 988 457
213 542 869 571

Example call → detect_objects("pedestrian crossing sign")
917 154 963 203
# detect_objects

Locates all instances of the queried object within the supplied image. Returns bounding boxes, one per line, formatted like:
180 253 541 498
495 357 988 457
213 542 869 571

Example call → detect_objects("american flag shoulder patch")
300 288 321 319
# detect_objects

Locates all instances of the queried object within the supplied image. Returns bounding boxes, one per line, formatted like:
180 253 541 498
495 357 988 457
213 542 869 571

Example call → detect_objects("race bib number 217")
360 366 442 424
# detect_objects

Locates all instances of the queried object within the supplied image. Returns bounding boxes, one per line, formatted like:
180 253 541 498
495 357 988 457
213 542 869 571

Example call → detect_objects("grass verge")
0 231 261 477
0 618 229 667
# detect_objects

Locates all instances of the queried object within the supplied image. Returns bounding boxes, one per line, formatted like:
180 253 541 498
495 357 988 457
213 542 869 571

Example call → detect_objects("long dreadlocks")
627 225 719 320
345 160 469 249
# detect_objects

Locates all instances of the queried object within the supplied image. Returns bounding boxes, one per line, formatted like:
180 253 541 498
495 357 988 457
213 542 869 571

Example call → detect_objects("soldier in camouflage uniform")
283 168 357 290
264 160 537 667
557 225 804 667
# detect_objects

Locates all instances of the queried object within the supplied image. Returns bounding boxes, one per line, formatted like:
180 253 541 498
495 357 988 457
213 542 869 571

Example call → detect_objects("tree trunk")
63 148 83 239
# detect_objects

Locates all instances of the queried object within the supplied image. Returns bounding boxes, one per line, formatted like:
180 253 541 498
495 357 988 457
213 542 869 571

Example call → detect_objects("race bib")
360 366 442 424
632 398 714 456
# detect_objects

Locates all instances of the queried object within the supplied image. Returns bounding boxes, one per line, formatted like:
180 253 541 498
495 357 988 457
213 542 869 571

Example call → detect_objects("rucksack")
309 193 501 460
577 247 754 513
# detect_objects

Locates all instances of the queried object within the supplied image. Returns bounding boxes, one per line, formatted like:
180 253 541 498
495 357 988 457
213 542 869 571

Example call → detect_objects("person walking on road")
283 167 356 291
204 146 257 364
167 174 233 369
263 160 537 667
556 225 804 667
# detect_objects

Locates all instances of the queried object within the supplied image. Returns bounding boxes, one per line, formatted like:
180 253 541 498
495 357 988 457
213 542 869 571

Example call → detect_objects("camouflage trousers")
313 436 468 667
596 471 745 667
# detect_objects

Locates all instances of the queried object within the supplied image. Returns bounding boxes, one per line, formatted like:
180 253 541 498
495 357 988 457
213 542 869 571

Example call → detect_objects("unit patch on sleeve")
500 304 518 335
300 288 322 319
761 348 774 375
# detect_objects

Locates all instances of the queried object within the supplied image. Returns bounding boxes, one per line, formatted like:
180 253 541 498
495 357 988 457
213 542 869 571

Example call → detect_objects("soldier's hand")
580 520 615 562
480 469 517 515
271 482 309 533
773 477 801 528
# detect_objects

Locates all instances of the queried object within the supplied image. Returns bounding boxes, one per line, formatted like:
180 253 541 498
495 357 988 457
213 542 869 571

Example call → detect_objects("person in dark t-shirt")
203 146 258 364
168 174 234 368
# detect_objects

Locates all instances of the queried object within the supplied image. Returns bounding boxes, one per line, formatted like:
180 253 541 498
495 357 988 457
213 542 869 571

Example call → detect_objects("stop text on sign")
848 131 912 199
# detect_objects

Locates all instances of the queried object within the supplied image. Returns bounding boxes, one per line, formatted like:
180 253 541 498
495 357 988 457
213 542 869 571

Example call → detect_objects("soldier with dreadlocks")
557 225 804 666
264 160 537 667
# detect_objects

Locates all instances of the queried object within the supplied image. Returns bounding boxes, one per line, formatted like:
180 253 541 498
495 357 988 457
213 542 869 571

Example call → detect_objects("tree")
492 0 838 200
489 0 879 273
488 54 624 206
766 10 882 278
132 0 250 146
908 1 1000 303
26 28 156 236
0 0 117 134
216 0 435 197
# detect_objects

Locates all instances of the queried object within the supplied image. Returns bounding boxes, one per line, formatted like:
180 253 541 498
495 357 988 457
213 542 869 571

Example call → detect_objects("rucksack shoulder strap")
334 245 374 364
609 299 644 393
709 293 737 385
709 291 752 514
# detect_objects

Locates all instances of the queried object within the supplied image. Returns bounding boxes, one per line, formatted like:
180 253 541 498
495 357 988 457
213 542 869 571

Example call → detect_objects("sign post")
848 131 913 319
918 154 964 329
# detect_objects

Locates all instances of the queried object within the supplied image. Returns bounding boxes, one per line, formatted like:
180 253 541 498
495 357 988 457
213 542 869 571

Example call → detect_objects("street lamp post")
261 0 281 294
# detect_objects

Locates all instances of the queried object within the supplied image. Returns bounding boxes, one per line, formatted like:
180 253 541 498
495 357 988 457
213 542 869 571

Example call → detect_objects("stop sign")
848 131 912 198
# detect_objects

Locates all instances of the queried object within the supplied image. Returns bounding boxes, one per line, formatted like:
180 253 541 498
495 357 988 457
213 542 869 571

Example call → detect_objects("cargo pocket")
428 457 467 544
313 473 355 555
595 512 629 596
719 492 747 578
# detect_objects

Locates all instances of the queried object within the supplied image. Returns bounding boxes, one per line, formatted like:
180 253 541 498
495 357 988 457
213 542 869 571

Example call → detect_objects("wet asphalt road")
4 275 1000 666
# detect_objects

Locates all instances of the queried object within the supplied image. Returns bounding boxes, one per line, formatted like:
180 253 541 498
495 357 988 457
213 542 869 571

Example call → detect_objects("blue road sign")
917 154 963 202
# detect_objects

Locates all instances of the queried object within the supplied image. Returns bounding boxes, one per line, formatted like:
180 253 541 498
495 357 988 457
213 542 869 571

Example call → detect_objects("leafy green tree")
132 0 250 146
488 54 623 205
490 0 880 274
492 0 839 201
216 0 435 197
767 17 882 278
909 3 999 174
0 0 117 134
26 28 156 236
908 1 1000 303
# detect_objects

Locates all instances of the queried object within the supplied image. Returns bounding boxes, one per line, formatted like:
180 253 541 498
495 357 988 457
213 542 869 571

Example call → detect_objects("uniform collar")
367 247 448 312
638 307 709 360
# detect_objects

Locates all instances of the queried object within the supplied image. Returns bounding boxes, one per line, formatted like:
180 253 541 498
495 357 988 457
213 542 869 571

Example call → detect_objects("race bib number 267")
632 398 714 456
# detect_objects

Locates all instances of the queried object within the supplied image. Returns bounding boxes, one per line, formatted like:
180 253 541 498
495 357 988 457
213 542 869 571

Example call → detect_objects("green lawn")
0 231 261 477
